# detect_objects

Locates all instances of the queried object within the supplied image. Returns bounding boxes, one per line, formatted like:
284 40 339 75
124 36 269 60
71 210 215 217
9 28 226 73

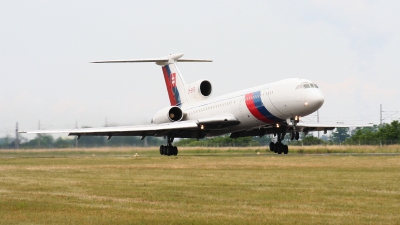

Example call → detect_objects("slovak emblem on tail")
162 65 181 106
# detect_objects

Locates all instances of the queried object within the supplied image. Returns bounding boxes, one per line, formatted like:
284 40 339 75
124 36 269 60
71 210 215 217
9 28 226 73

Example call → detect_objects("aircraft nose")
306 90 324 111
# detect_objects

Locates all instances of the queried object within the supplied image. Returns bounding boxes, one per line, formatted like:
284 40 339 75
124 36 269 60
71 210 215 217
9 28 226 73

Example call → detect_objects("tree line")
344 120 400 145
0 135 164 149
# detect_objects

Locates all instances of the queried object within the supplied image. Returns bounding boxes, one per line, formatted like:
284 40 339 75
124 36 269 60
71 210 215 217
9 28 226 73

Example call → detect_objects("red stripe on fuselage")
162 66 177 106
245 93 275 123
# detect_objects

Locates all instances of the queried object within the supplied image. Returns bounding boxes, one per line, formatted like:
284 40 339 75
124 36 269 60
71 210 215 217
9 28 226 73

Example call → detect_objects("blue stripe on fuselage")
252 91 283 122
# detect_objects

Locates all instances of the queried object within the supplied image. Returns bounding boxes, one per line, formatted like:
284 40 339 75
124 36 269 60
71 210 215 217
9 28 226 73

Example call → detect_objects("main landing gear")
160 145 178 156
268 131 299 154
159 135 178 156
269 142 288 154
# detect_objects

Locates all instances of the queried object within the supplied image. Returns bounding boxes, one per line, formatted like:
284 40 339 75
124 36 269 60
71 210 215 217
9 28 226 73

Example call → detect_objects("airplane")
20 53 370 155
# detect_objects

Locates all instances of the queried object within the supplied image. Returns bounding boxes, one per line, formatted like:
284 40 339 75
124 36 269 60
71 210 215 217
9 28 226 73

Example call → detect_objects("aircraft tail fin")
92 53 212 107
161 63 185 106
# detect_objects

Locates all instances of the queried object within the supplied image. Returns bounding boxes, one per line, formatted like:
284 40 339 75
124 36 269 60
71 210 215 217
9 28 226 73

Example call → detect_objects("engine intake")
168 107 183 121
199 80 212 97
152 106 183 124
186 80 213 103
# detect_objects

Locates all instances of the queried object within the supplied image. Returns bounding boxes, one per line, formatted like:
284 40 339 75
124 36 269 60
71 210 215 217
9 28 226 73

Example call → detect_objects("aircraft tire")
166 146 172 156
284 145 289 154
160 145 164 155
269 142 275 151
273 144 278 153
278 143 284 154
290 132 295 140
173 146 178 156
295 132 300 140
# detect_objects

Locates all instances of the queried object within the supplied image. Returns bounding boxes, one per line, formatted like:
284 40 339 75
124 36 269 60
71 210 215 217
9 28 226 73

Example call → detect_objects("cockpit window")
296 82 319 90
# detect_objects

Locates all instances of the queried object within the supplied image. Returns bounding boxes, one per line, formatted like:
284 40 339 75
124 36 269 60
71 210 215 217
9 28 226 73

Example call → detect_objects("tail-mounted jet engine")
152 106 183 124
186 80 212 102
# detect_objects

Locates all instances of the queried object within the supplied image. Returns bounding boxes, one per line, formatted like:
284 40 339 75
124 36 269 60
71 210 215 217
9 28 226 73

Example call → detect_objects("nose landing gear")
290 131 300 140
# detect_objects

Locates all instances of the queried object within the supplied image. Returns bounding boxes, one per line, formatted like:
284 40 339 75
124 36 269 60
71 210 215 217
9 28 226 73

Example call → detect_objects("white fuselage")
181 78 324 136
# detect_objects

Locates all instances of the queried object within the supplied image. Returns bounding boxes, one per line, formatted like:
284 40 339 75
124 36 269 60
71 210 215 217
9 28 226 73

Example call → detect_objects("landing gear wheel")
273 144 279 153
295 132 300 140
277 143 283 154
290 132 295 140
283 145 289 154
269 142 275 152
160 139 178 156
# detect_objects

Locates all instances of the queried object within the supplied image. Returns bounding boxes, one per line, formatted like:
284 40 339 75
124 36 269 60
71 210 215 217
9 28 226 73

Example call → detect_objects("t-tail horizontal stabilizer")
91 53 212 65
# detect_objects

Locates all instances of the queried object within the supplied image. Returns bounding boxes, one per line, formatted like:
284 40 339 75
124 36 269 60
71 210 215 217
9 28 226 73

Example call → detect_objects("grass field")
0 147 399 224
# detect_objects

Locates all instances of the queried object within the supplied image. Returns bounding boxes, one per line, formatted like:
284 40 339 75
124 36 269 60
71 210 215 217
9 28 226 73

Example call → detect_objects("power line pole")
380 104 382 126
15 122 19 149
380 104 399 125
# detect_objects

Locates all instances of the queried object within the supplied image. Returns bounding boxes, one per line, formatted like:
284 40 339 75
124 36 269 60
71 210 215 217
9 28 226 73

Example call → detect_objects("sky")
1 0 399 139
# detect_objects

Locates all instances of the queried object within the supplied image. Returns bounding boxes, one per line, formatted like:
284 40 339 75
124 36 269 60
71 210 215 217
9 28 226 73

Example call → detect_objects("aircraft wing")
230 122 374 138
20 121 200 138
295 122 374 132
19 115 241 139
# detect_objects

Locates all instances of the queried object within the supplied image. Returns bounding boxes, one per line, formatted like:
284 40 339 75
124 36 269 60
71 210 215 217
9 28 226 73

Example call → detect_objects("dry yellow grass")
0 148 399 224
289 144 400 153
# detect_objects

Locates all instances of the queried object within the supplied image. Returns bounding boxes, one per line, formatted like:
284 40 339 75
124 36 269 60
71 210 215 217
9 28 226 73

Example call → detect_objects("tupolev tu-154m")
20 53 372 155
